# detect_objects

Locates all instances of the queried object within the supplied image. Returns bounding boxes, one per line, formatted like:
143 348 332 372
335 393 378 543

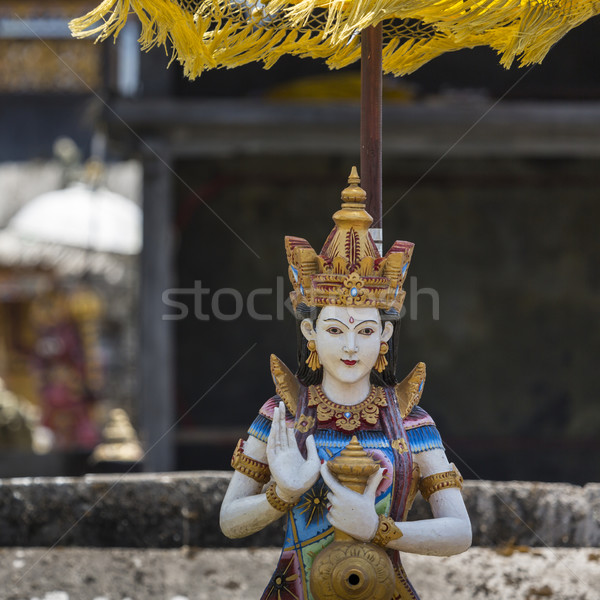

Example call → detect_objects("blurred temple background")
0 0 598 483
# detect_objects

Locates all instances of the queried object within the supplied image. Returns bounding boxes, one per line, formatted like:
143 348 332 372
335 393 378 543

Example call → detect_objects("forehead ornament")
349 316 354 324
286 167 414 312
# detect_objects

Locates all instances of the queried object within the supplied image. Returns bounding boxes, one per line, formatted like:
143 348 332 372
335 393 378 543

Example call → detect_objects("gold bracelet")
231 439 271 484
371 514 403 547
265 481 298 513
419 463 464 502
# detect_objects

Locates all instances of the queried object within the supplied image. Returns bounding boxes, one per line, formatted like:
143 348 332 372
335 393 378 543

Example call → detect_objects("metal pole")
360 23 383 254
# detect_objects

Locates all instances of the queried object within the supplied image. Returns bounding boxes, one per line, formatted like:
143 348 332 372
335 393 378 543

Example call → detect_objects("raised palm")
267 402 320 501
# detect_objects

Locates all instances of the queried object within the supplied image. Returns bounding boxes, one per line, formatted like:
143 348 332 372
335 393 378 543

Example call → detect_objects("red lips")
341 359 357 366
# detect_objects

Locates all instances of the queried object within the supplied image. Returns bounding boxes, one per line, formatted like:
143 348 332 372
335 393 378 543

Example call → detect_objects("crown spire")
324 167 374 265
341 166 367 205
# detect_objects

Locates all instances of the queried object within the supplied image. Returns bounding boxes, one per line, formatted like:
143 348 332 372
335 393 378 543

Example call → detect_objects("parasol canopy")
71 0 600 77
5 183 142 255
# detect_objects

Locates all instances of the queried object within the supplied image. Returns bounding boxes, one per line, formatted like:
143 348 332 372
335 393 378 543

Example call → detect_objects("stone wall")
0 472 598 548
3 547 599 600
1 472 599 600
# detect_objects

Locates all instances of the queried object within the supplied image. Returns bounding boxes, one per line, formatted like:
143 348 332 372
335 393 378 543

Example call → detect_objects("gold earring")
306 340 321 371
374 342 389 373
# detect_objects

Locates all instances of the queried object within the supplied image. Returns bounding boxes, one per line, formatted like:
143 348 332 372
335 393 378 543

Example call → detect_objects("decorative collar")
308 385 387 432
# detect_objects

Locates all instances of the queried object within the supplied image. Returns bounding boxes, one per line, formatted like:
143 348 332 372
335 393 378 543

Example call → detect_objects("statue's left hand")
321 463 383 542
266 401 320 503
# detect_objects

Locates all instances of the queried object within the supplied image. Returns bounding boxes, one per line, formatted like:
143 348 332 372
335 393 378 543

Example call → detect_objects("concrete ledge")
3 547 599 600
0 472 598 548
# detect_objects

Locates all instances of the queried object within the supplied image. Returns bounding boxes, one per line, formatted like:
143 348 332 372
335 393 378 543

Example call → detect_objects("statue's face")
302 306 393 385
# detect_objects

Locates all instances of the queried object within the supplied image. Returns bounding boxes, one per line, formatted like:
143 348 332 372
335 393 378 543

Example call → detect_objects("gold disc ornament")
310 541 396 600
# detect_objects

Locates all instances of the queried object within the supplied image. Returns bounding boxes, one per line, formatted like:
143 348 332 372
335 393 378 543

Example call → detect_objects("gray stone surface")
0 472 599 548
2 547 599 600
0 472 277 549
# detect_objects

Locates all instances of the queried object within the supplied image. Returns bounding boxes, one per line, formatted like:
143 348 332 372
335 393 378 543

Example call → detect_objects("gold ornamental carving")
309 386 387 432
395 362 426 418
419 463 464 502
295 413 315 433
285 169 413 312
310 542 397 600
391 438 408 454
310 436 397 600
269 354 299 414
231 439 271 484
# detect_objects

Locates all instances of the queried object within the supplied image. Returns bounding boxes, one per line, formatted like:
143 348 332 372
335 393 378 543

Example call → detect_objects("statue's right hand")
266 401 320 503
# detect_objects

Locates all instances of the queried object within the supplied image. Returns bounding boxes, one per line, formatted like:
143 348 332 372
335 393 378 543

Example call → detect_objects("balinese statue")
220 168 471 600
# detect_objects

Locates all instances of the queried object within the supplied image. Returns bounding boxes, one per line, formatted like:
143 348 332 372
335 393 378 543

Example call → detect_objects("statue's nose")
343 333 358 355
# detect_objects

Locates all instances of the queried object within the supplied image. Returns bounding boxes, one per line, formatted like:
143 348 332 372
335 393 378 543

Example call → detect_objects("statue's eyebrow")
322 318 378 327
323 318 346 325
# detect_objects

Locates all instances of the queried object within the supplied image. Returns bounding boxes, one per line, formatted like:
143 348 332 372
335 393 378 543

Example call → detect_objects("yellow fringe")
69 0 600 78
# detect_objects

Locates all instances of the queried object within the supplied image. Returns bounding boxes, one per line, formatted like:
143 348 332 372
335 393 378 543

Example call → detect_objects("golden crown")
285 167 414 312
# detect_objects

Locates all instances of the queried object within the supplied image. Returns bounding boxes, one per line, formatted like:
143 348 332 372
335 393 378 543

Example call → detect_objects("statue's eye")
359 327 375 336
326 327 342 335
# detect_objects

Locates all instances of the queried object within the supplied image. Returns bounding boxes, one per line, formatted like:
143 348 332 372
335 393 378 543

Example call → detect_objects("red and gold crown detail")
285 167 414 311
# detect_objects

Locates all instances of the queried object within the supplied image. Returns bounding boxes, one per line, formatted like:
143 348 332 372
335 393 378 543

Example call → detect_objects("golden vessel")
310 436 397 600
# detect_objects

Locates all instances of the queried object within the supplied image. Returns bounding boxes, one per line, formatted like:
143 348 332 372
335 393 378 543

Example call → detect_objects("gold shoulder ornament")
395 362 426 418
231 439 271 485
270 354 300 416
419 464 464 502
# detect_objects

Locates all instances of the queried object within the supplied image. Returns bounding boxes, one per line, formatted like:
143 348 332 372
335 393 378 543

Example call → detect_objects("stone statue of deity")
220 168 471 600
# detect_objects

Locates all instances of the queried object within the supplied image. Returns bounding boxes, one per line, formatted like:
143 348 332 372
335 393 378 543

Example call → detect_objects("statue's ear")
382 321 394 342
301 318 315 341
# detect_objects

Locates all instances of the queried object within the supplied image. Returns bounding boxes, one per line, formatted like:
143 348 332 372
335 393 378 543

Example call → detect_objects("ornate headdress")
286 167 413 312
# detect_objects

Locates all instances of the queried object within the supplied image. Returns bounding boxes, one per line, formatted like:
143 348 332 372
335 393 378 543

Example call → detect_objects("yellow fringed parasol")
70 0 600 234
70 0 600 78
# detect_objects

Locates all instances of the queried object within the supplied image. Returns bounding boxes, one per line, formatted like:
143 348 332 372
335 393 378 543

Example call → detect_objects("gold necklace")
308 385 387 432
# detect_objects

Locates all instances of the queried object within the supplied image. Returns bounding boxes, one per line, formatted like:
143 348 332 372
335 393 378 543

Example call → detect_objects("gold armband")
231 439 270 484
419 463 464 502
371 514 403 547
265 481 298 513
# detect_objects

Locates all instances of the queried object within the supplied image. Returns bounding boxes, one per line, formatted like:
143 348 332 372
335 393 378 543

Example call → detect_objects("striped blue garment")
248 413 443 455
406 425 444 454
